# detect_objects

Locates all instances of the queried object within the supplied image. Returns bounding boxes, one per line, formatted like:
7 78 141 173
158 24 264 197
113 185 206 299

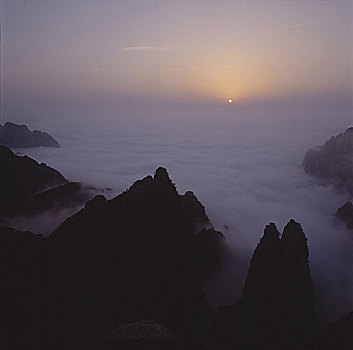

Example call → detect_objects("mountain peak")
263 222 280 240
154 167 171 181
153 167 177 193
282 219 307 244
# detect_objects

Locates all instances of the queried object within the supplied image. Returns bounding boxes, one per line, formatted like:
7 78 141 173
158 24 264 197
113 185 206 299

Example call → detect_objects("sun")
228 99 233 103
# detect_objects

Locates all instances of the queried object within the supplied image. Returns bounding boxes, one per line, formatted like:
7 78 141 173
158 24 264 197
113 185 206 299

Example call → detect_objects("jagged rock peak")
242 222 280 300
282 219 307 244
240 219 315 349
263 222 280 240
154 167 171 182
153 167 177 192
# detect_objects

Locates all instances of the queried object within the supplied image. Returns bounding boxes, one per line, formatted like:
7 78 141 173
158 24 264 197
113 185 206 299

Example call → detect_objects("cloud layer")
14 108 353 325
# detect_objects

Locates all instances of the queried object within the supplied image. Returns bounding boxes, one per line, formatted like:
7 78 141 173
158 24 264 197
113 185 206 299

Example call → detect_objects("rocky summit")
217 220 315 350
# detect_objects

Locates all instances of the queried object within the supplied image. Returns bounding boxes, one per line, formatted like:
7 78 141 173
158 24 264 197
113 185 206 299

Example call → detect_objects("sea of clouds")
12 107 353 325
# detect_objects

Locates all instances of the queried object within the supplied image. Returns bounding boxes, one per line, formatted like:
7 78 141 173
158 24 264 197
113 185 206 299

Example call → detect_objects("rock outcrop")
336 201 353 229
302 127 353 194
218 220 315 350
0 121 60 148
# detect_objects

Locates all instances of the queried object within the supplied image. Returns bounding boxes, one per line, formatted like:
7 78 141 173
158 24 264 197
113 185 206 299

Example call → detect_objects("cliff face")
302 127 353 194
0 122 60 148
0 167 225 349
219 220 315 350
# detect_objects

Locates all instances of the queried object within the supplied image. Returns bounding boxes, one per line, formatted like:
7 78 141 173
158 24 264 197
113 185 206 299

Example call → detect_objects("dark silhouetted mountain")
0 145 66 217
318 311 353 350
302 127 353 194
242 222 280 303
217 219 315 350
0 121 60 148
278 220 315 348
0 167 225 350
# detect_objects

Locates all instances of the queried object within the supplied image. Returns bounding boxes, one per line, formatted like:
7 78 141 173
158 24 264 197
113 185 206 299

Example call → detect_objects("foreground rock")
302 127 353 194
0 167 225 350
0 121 60 148
217 220 315 350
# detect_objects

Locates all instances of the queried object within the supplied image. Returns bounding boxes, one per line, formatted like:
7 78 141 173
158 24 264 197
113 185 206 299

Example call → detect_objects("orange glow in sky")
2 0 351 109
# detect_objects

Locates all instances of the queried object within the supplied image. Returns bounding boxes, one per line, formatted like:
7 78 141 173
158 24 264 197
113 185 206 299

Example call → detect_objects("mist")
6 106 351 326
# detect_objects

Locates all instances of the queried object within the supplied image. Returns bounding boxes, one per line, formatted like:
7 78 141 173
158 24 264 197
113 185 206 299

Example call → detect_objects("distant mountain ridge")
302 127 353 230
0 121 60 148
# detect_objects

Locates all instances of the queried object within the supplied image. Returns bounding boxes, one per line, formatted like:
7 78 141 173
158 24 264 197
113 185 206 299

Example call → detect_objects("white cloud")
16 109 353 324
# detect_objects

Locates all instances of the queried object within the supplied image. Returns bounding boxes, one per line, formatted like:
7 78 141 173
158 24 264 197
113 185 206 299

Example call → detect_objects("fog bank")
12 107 353 325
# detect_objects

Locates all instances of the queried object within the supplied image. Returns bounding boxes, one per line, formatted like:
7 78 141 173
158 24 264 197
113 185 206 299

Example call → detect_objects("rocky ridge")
0 167 225 349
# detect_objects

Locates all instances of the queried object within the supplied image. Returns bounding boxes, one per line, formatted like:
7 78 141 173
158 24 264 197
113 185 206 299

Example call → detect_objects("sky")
1 0 352 120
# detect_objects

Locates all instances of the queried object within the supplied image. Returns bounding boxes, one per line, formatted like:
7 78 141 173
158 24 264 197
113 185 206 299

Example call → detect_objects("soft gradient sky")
1 1 353 320
1 0 352 118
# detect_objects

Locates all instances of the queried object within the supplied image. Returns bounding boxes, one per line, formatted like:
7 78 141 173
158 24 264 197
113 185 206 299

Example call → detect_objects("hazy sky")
1 0 352 322
1 0 352 118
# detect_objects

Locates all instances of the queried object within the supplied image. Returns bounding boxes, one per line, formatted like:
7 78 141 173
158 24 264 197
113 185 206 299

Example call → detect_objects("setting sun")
228 99 233 103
